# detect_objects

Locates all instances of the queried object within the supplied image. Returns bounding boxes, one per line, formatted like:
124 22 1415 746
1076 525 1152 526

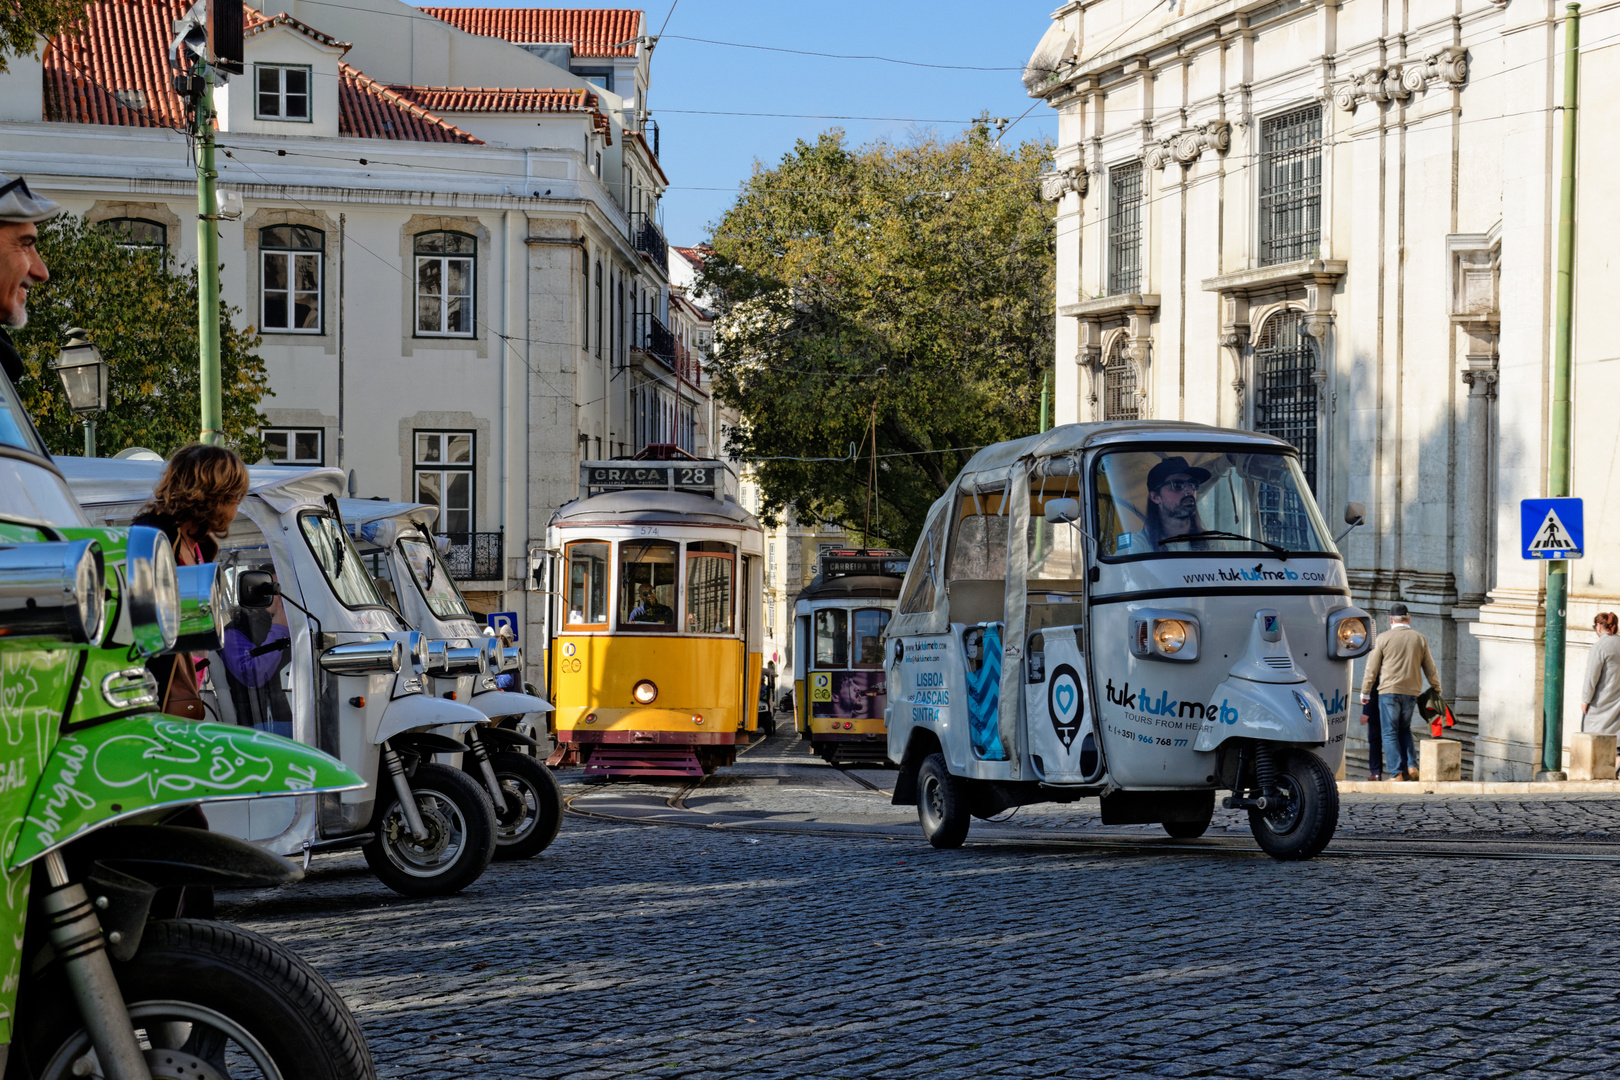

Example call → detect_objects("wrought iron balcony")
440 532 503 581
634 311 676 370
631 212 668 268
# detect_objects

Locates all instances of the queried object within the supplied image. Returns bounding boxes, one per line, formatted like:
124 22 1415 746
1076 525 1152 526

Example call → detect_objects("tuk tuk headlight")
0 539 105 644
1153 620 1188 654
1129 609 1200 663
319 638 404 675
1328 608 1374 659
443 640 489 676
124 526 179 657
172 562 228 652
633 679 658 705
498 644 522 673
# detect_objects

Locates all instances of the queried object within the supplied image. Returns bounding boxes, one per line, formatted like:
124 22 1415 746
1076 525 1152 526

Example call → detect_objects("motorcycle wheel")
916 752 970 849
364 762 497 897
490 751 563 860
1247 749 1339 861
19 919 374 1080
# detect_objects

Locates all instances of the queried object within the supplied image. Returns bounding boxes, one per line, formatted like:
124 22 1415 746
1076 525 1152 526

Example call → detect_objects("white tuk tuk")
884 422 1371 860
342 498 563 859
60 458 503 895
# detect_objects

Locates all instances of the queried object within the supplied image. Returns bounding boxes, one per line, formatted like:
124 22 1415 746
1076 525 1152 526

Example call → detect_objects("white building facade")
1026 0 1620 778
0 0 681 692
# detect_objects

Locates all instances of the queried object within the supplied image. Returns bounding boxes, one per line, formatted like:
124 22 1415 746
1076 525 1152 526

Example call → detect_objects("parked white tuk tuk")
885 422 1371 860
342 498 563 859
60 458 503 895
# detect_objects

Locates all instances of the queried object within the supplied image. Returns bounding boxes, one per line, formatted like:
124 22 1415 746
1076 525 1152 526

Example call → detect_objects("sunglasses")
1158 479 1199 493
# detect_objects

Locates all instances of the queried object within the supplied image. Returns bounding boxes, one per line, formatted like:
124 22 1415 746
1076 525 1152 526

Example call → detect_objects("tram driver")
1120 456 1211 553
629 584 674 624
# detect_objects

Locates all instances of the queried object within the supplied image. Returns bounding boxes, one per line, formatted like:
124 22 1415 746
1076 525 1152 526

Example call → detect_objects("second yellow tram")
793 550 908 766
543 457 764 777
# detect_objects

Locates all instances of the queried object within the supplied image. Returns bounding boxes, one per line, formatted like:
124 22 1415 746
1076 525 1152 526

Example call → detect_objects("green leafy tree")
1 0 85 73
12 214 270 459
701 123 1054 549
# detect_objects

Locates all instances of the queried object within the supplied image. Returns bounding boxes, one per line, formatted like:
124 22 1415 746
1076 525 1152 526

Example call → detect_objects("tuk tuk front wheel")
1247 750 1339 861
489 751 563 860
916 753 970 849
364 762 497 896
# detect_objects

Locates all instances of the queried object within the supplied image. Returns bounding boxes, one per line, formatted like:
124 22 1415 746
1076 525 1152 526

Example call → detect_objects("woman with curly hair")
134 444 250 719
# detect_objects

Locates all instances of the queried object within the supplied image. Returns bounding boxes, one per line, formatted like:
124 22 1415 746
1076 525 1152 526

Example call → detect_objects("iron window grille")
255 64 311 121
1252 310 1319 506
1108 163 1144 295
440 532 504 581
415 231 475 336
1102 338 1140 421
1259 106 1323 266
260 225 323 333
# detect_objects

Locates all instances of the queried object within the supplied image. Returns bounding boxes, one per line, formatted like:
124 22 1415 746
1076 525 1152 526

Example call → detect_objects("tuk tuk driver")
1122 456 1211 553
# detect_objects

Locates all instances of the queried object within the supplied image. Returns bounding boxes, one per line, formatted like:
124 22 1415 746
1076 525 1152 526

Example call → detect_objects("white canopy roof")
338 499 438 529
56 456 346 514
955 421 1293 481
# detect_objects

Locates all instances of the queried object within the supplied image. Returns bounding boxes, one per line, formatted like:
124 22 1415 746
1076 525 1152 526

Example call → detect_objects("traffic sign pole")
1540 3 1581 781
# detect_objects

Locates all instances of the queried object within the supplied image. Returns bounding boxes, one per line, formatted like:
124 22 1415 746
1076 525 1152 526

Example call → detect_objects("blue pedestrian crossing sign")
487 611 519 640
1521 498 1583 560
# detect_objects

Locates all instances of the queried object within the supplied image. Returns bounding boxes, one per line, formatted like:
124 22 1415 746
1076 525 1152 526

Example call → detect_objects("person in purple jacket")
220 581 294 737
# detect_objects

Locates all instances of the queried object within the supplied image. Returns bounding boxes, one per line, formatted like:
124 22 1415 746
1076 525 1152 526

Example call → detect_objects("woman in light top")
1581 612 1620 773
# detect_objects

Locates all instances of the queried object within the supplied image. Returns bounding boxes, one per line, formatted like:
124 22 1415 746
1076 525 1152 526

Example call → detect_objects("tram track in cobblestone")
566 782 1620 863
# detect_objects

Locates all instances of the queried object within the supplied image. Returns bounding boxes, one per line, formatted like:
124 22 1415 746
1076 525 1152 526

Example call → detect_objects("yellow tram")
543 457 765 777
793 549 909 766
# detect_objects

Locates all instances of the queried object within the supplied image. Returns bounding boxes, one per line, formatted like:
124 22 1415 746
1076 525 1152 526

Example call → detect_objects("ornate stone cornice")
1143 120 1232 170
1333 47 1468 111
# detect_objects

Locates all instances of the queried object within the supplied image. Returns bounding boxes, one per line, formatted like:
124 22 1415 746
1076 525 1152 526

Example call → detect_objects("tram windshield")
1094 449 1334 559
399 536 472 619
619 539 678 630
566 541 609 626
851 608 889 668
813 609 847 668
685 542 735 634
300 512 385 608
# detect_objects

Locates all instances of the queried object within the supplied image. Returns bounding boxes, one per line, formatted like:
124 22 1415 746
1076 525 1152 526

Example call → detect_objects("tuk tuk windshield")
1094 449 1334 559
299 512 386 607
399 536 472 618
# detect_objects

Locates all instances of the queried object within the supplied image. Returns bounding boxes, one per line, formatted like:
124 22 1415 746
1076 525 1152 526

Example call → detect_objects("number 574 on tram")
540 459 765 777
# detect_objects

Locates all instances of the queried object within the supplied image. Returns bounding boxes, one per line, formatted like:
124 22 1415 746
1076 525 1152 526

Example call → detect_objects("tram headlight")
632 679 658 705
1153 620 1187 654
1128 609 1200 663
1328 608 1374 659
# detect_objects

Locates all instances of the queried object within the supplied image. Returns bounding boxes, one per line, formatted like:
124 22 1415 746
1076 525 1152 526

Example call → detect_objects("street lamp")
53 328 109 457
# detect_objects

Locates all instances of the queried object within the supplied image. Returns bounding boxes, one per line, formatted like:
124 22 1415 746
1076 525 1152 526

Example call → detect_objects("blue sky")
415 1 1060 245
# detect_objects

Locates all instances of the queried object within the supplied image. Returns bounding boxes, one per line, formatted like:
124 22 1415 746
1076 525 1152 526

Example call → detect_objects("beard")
1163 498 1197 521
2 304 25 329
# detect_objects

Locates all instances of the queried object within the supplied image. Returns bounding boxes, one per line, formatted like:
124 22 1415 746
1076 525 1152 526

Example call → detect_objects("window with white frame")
255 64 311 121
415 231 475 336
262 427 323 466
260 225 323 333
414 431 475 535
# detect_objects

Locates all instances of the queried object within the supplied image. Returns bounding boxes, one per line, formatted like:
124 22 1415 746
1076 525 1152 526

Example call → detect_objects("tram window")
619 539 678 630
813 609 847 669
685 541 735 634
566 541 609 626
851 608 889 669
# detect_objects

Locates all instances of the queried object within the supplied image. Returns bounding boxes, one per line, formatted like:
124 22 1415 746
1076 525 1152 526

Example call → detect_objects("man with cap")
1359 603 1441 782
0 173 62 383
1121 456 1212 553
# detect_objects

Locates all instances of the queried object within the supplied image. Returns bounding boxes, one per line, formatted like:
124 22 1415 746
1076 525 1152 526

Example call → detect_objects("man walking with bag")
1359 603 1442 782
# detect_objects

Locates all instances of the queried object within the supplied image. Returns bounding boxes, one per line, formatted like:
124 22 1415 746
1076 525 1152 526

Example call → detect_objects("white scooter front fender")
1193 676 1330 752
374 693 487 744
467 689 554 717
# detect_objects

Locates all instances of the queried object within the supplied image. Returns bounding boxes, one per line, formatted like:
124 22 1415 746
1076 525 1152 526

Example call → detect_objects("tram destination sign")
582 463 719 496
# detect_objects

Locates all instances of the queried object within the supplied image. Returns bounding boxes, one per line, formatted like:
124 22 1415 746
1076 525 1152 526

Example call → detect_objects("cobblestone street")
217 732 1620 1079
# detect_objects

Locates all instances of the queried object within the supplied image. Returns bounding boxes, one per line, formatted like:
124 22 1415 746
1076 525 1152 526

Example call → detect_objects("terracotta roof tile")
44 0 479 144
388 84 608 141
420 7 642 58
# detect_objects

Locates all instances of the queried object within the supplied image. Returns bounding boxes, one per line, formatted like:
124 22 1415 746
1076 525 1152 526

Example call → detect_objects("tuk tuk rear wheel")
1247 750 1339 861
916 753 970 849
1162 790 1216 838
364 763 496 896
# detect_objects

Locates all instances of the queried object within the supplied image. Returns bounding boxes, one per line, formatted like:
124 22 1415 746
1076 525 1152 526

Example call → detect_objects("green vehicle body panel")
0 515 361 1046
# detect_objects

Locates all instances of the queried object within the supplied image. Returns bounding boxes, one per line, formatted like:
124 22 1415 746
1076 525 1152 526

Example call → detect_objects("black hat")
1145 456 1211 491
1389 602 1409 617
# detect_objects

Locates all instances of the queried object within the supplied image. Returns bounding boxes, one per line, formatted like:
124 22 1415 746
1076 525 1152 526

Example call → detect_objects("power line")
657 34 1029 71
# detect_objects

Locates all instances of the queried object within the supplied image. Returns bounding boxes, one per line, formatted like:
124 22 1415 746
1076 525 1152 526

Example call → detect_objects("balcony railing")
673 340 703 383
633 311 676 370
632 212 668 268
440 532 503 581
